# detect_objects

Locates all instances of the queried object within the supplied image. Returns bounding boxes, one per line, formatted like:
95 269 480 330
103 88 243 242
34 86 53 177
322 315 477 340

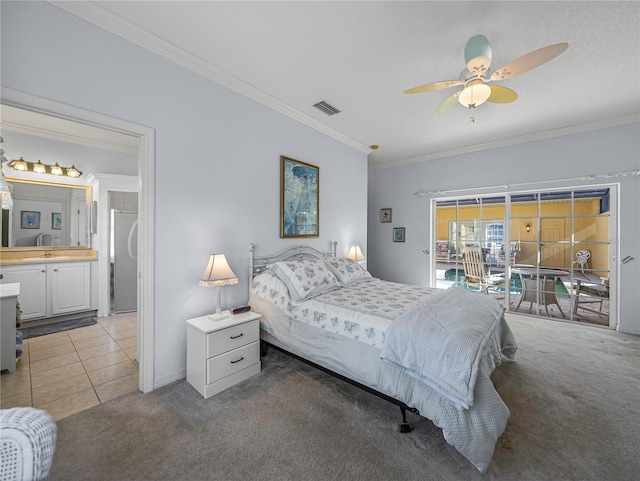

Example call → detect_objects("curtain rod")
413 169 640 197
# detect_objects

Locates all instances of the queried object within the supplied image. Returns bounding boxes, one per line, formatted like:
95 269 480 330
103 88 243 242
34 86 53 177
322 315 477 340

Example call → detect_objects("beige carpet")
49 313 639 481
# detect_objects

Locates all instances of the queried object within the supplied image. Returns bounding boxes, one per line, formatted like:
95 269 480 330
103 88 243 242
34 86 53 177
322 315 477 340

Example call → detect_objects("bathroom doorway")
2 88 155 393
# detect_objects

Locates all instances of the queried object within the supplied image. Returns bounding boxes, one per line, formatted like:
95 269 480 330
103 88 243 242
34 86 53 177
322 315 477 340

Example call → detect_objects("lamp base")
208 310 231 321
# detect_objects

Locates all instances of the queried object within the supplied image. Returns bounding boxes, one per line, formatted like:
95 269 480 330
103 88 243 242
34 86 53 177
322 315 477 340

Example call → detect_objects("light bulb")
51 162 63 175
33 161 46 174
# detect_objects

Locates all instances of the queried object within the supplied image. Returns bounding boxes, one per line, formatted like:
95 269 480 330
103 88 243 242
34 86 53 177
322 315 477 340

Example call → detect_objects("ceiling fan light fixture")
405 35 567 117
458 83 491 109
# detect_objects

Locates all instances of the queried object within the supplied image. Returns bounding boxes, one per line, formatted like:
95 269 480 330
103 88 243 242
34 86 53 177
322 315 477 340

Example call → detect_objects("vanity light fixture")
50 162 63 176
8 157 83 178
67 165 82 178
525 223 531 233
199 253 239 321
346 245 366 261
11 157 28 171
33 160 47 174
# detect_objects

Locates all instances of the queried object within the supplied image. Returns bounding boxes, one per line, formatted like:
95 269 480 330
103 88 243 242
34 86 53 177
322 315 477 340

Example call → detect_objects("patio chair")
573 278 609 322
497 242 518 266
462 246 505 294
573 250 591 273
435 240 452 262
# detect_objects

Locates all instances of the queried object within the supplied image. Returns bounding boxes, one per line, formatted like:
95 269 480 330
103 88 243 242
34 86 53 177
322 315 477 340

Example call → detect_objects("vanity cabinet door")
0 264 47 320
49 262 91 316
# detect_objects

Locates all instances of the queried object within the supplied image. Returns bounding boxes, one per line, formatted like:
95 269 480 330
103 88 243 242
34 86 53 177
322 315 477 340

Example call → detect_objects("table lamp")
199 253 238 321
346 245 365 261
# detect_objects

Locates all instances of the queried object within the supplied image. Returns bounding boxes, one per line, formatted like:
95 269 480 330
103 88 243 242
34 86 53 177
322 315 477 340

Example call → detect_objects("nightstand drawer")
207 341 260 384
206 319 259 357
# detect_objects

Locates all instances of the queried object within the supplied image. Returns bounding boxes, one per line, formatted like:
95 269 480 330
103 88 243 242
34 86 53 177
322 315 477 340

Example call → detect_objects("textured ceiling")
31 1 640 168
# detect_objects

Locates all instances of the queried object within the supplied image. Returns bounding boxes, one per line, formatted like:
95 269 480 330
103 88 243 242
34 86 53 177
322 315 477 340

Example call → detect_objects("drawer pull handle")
230 357 244 364
230 333 243 339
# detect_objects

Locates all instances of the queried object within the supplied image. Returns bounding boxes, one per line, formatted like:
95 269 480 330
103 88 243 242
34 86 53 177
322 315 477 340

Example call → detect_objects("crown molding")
1 120 138 156
51 1 371 156
370 114 640 171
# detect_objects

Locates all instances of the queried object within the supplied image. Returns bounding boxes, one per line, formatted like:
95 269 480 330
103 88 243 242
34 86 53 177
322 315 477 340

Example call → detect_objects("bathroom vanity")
0 248 98 322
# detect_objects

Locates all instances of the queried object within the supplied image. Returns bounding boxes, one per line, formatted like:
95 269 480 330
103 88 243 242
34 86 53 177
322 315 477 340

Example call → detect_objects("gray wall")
1 2 368 387
368 123 640 334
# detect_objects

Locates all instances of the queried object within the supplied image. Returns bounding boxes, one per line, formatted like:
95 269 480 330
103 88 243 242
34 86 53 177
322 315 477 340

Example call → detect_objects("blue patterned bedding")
251 271 439 348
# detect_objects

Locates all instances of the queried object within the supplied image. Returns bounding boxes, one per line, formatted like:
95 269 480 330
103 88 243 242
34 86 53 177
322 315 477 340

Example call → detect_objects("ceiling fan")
404 35 568 116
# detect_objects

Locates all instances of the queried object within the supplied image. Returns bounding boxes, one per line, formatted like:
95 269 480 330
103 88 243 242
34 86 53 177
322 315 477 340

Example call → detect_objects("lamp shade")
67 165 82 178
199 254 239 287
12 157 28 171
458 83 491 108
346 245 365 261
33 161 47 174
50 163 63 176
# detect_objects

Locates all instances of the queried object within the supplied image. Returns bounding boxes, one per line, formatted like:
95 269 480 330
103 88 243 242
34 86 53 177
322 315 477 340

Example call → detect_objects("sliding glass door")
433 186 615 328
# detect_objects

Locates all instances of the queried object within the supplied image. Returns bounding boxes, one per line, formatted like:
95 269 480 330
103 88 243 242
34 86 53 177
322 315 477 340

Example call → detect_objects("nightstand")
186 311 261 399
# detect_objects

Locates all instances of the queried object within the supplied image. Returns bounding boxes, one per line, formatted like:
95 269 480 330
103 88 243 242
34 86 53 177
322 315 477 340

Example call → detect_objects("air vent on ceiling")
312 100 341 116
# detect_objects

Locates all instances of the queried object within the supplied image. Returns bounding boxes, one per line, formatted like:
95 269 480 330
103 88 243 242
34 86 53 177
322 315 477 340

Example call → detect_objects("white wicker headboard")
248 242 337 298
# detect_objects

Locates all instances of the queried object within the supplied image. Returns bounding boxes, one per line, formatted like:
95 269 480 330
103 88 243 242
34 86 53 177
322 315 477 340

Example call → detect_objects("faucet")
43 249 52 258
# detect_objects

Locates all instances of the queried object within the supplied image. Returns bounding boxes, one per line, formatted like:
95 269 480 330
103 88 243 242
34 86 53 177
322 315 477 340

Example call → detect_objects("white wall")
1 130 138 180
368 123 640 334
1 2 368 387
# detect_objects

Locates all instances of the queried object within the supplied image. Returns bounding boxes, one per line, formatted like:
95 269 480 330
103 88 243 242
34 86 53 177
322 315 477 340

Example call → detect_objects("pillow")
270 259 341 302
251 270 290 300
324 257 373 286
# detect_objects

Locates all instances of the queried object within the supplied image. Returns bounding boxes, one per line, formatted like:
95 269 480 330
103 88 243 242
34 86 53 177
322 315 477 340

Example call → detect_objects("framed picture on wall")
380 208 392 223
280 155 319 238
393 227 405 242
21 211 40 229
52 213 62 230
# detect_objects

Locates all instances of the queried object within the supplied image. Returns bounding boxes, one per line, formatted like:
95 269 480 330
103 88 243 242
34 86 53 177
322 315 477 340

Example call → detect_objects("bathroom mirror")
1 177 91 248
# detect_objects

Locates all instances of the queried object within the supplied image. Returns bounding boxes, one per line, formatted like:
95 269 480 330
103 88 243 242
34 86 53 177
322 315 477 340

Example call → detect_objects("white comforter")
381 287 517 410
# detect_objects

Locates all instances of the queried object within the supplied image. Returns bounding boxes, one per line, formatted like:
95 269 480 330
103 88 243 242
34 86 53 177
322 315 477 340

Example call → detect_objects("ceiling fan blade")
489 43 569 81
465 35 492 77
487 85 518 103
434 91 461 116
403 80 463 94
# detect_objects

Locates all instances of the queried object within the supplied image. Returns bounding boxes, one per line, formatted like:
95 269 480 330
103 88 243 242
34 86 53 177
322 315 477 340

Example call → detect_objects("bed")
248 242 517 472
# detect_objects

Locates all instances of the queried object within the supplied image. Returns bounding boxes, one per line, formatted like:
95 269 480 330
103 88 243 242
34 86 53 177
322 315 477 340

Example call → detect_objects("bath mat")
20 317 97 339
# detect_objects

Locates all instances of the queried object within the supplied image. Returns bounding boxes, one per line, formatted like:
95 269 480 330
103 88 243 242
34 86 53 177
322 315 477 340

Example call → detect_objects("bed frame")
249 242 420 432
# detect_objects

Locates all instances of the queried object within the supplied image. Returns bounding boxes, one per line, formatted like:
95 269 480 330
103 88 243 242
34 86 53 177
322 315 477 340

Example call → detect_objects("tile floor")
0 313 139 421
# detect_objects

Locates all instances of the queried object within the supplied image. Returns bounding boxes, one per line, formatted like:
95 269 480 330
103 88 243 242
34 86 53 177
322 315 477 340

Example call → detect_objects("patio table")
512 267 569 317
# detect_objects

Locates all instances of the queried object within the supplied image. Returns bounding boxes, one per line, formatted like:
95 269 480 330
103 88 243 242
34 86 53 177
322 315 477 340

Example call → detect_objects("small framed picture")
52 213 62 230
21 211 41 229
393 227 405 242
380 208 392 223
